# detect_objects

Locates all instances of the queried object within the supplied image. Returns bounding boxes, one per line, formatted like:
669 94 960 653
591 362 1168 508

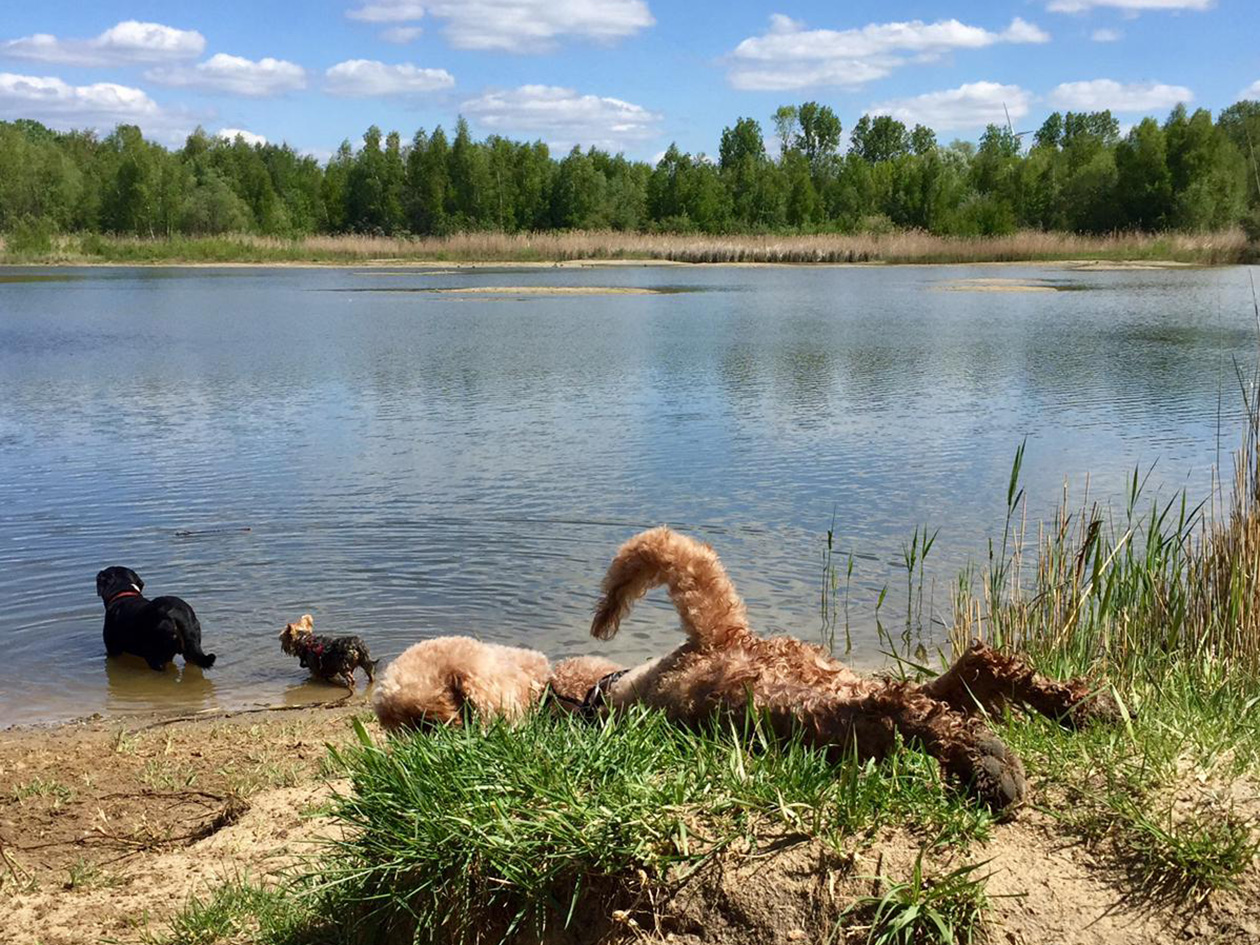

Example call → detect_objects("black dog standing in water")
96 566 216 671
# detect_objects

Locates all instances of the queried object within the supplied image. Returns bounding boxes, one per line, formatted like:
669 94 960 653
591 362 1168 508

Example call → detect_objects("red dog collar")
105 589 142 606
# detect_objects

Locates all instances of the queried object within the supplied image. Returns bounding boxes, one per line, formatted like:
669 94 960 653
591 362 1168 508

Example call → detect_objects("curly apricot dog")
371 636 622 731
588 527 1119 812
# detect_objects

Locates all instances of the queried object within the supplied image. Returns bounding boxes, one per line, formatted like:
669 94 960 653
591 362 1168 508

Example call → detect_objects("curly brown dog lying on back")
587 527 1120 812
371 636 623 730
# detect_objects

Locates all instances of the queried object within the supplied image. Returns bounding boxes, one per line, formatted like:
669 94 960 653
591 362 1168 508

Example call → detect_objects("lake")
1 262 1256 725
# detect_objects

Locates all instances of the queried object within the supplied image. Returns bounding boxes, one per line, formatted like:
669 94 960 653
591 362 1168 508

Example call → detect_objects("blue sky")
1 1 1256 162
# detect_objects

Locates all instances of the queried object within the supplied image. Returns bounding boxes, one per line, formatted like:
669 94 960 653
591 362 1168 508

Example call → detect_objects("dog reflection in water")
103 655 217 714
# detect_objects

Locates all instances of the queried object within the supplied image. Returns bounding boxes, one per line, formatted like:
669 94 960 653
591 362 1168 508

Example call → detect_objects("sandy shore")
1 704 1256 945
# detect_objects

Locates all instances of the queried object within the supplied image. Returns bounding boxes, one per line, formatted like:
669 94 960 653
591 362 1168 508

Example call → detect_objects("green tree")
849 115 909 163
1115 118 1172 230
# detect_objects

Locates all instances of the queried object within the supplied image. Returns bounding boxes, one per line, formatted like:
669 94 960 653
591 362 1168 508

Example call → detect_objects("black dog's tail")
188 649 217 669
180 613 216 669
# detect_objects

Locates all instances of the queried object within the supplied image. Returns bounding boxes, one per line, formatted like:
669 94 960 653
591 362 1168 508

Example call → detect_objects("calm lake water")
1 262 1256 725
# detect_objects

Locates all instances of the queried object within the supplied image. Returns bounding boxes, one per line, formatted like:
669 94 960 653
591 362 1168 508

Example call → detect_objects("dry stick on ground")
0 837 34 885
125 695 357 734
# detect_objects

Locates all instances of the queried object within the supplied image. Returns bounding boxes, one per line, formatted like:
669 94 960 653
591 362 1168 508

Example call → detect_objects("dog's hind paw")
956 732 1027 814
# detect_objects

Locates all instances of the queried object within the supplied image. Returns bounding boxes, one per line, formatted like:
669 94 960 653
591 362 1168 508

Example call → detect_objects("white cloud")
345 0 654 52
1048 78 1193 111
726 15 1049 91
380 26 425 44
347 0 427 21
0 71 163 126
217 127 267 146
868 81 1031 131
146 54 306 97
1091 28 1123 41
1 20 204 67
461 84 660 152
324 60 455 97
1048 0 1213 12
1241 80 1260 100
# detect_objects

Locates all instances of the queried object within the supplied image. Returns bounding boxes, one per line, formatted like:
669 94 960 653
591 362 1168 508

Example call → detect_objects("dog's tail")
187 648 216 669
180 613 216 669
591 526 749 647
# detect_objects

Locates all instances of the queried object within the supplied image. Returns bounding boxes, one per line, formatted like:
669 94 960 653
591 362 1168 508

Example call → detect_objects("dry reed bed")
0 228 1253 265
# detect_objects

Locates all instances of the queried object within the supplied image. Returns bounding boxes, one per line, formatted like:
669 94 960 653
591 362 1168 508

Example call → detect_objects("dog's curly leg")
919 641 1121 728
877 690 1028 813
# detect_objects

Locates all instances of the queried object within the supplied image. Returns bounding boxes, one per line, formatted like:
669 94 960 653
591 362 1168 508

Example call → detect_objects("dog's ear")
96 570 108 597
301 614 313 630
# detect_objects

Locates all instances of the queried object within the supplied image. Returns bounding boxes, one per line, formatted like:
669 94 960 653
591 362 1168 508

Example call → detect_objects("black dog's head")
96 566 144 602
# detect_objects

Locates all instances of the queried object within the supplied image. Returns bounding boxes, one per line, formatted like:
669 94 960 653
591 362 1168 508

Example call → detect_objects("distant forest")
2 100 1259 241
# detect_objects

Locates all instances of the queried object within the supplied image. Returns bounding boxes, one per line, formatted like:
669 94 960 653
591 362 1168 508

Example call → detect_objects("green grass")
10 776 74 805
309 710 993 945
149 876 318 945
838 852 992 945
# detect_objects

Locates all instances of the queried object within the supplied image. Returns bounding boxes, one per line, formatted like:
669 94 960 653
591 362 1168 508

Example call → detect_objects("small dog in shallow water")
96 566 216 671
280 614 378 690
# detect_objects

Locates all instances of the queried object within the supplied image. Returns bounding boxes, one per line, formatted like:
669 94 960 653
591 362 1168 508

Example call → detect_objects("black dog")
96 566 216 671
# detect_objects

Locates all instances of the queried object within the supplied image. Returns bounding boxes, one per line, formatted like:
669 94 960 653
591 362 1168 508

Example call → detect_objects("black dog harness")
549 669 630 720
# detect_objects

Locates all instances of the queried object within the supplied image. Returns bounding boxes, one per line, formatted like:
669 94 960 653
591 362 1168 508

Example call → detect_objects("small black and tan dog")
96 566 217 671
279 614 377 690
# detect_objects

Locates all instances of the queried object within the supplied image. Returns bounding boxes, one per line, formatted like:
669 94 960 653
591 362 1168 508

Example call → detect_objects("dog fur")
588 527 1120 811
96 566 216 671
279 614 378 690
371 636 623 731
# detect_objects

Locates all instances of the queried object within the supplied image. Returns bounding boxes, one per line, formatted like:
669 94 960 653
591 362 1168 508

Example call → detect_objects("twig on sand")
125 694 358 734
0 836 34 885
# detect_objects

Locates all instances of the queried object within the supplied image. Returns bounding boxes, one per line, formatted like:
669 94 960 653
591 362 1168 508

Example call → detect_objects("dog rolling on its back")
96 566 216 671
585 527 1121 812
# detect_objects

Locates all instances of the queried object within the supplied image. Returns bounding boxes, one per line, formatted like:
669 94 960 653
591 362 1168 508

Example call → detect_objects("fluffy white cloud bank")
0 71 167 128
1 21 204 67
1048 79 1193 111
726 15 1049 91
345 0 654 52
146 54 306 97
324 60 454 97
217 128 267 146
1241 80 1260 99
1047 0 1213 12
868 81 1031 131
461 84 660 152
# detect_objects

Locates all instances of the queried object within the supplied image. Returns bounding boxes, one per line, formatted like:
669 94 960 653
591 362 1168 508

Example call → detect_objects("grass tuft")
839 850 991 945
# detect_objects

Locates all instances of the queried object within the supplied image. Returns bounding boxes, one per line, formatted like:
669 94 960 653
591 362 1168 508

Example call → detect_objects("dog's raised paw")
965 732 1027 813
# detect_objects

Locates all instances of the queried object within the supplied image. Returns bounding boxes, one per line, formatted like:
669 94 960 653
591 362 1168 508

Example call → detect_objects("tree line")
2 100 1258 241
